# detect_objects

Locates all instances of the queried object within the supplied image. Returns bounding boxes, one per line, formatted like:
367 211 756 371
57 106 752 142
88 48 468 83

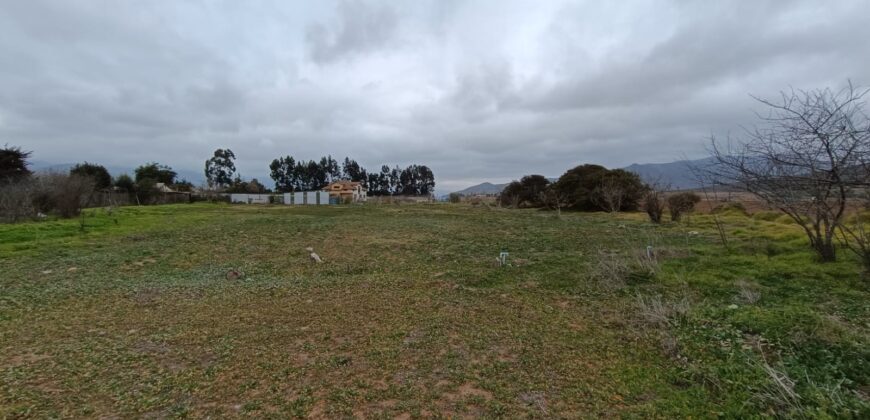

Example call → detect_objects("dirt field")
1 203 867 418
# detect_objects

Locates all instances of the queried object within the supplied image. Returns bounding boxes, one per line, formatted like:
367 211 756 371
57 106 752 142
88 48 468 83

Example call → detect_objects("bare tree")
837 188 870 274
539 187 570 218
643 189 665 224
838 213 870 274
707 83 870 262
594 178 626 214
642 179 669 224
0 179 37 222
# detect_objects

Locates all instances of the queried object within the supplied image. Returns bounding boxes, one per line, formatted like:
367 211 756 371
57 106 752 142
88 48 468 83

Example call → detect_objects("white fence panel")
249 194 270 204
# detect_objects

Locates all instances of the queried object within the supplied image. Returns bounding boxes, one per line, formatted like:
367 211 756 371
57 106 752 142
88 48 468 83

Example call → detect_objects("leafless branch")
704 82 870 262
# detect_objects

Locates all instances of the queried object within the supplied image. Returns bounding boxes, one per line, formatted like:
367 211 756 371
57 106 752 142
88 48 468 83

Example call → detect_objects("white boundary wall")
230 194 271 204
231 192 333 205
281 191 331 205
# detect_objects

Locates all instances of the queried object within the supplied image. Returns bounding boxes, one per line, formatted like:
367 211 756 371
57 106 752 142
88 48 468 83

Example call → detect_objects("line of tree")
269 155 344 192
268 155 434 195
367 164 435 196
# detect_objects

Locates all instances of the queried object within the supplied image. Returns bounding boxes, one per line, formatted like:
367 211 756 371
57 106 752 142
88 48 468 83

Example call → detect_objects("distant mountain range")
450 178 560 196
450 158 712 196
623 157 714 190
451 182 510 196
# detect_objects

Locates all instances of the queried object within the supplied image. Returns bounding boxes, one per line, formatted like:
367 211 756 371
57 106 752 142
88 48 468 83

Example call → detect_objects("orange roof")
324 181 365 190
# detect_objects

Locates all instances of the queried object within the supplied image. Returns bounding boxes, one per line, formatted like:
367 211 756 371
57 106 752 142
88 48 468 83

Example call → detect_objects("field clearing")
1 203 867 418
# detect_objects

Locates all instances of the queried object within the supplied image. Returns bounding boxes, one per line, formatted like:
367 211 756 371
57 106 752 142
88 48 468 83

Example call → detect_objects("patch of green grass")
0 203 867 417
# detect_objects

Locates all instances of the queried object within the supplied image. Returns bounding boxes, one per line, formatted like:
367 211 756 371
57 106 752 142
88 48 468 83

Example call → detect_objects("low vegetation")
0 173 96 223
1 203 867 417
0 145 198 221
667 192 701 222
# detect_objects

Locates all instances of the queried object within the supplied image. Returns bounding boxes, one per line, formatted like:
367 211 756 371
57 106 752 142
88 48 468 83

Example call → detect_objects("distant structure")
283 191 330 205
324 181 367 203
154 183 175 193
230 193 271 204
230 191 330 205
154 182 191 201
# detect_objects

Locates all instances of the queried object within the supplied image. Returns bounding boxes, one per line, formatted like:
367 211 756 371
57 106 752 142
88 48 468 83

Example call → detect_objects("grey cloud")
306 1 398 64
0 0 868 193
185 81 247 116
449 58 520 122
528 1 870 112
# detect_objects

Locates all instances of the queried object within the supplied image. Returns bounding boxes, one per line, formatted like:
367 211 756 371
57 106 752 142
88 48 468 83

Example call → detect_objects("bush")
712 201 748 215
643 188 666 224
591 248 660 290
553 165 645 211
499 175 550 208
134 162 176 184
134 178 158 204
0 173 95 222
635 294 690 327
35 173 96 218
0 180 37 222
667 192 701 221
499 181 522 207
114 174 135 193
70 162 112 190
448 193 462 203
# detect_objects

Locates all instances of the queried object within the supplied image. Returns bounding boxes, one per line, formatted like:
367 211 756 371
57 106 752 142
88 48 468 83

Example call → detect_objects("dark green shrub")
70 162 112 190
668 192 701 221
498 175 550 208
553 165 645 211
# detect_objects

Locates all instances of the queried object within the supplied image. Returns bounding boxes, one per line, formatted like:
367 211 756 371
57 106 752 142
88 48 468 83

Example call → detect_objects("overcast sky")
1 0 868 193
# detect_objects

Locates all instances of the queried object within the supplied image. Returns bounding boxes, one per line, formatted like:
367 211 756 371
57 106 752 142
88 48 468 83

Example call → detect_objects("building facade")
324 181 367 203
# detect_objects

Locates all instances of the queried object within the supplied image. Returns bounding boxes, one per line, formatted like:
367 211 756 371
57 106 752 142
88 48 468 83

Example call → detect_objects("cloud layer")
1 0 868 192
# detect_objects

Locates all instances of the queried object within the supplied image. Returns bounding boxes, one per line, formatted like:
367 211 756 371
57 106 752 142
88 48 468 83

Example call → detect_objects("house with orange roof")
323 180 367 203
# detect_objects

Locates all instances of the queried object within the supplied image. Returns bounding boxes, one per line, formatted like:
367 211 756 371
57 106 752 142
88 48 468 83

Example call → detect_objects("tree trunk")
813 240 837 262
